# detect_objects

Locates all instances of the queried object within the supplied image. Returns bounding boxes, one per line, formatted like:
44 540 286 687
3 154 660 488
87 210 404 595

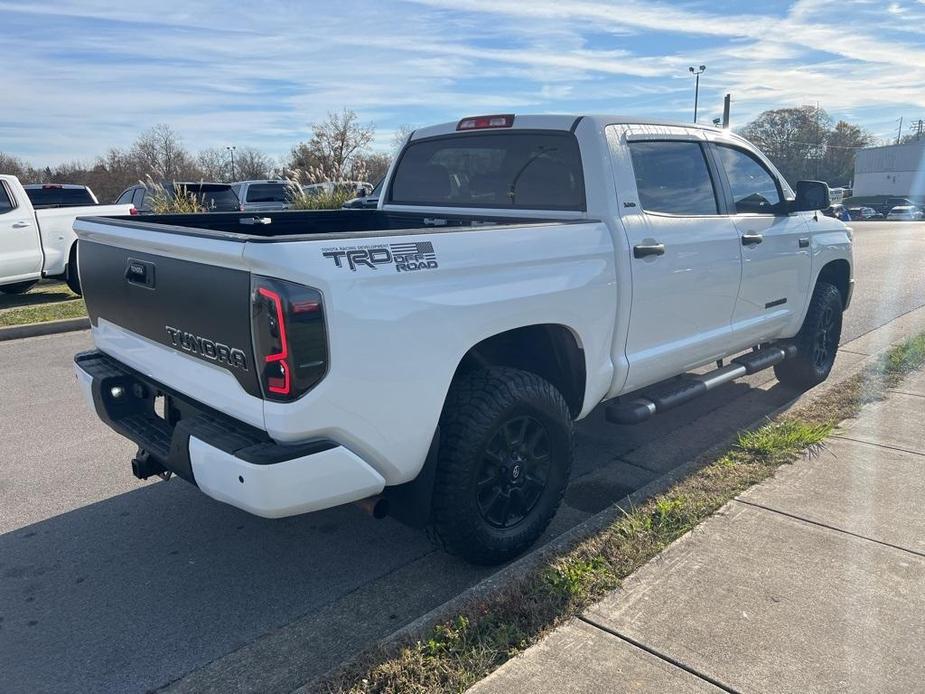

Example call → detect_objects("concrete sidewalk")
471 368 925 694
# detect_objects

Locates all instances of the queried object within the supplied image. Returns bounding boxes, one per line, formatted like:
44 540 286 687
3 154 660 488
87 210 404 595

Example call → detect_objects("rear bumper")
74 351 385 518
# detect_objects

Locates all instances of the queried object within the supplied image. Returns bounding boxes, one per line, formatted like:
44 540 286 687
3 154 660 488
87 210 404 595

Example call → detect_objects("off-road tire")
0 280 37 295
774 282 843 389
65 244 82 296
429 367 573 565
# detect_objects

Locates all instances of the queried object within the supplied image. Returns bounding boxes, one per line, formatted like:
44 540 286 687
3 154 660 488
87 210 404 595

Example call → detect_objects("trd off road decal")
322 241 438 272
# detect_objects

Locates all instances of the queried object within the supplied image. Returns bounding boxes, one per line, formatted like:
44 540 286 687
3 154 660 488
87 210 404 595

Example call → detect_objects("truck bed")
80 209 562 242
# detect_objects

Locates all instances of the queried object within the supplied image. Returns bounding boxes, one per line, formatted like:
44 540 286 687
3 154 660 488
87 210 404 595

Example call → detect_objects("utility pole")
722 93 731 128
688 65 706 123
814 101 821 179
911 119 925 141
226 146 236 181
896 116 903 145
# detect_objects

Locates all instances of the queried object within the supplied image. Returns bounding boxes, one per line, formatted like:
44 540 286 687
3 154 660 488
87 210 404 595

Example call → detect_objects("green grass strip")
0 281 86 328
324 332 925 694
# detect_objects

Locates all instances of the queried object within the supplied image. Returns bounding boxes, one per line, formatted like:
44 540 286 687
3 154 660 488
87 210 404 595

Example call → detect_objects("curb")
0 317 90 342
298 314 925 693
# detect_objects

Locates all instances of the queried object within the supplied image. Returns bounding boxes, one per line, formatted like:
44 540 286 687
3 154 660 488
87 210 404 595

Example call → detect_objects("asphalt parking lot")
1 221 924 693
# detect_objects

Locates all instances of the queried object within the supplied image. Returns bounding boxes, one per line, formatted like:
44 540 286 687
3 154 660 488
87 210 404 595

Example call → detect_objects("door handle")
798 237 810 248
12 221 31 229
633 243 665 259
741 232 763 246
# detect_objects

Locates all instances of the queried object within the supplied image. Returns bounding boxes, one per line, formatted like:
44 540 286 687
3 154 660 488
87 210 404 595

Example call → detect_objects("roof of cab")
409 114 726 140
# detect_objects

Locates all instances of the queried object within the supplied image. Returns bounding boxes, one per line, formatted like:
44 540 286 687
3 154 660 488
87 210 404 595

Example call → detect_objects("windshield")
388 131 585 210
25 186 95 207
245 183 296 203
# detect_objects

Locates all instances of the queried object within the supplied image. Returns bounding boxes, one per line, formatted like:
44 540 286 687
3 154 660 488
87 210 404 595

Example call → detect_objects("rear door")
710 142 812 343
612 132 743 391
0 178 43 283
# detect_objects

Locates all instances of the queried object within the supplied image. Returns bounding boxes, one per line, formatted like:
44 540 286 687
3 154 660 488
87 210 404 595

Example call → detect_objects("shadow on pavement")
0 376 800 693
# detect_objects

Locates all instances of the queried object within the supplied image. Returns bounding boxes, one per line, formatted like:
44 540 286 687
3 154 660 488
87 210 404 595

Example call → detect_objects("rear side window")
628 141 718 215
116 189 134 204
389 131 585 210
132 188 146 209
0 183 16 214
715 145 782 214
25 186 95 207
245 183 295 203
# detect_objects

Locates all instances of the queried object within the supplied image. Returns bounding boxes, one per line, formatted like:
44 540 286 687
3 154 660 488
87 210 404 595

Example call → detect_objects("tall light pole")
226 146 236 181
689 65 706 123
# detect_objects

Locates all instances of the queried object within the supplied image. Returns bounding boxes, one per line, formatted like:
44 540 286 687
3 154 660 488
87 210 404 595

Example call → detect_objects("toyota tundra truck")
73 115 852 564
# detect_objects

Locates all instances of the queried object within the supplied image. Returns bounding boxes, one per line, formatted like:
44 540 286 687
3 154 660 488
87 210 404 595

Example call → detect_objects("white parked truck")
73 115 852 564
0 175 133 294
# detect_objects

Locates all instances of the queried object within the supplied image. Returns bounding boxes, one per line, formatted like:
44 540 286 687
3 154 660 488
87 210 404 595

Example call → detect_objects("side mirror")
792 180 830 212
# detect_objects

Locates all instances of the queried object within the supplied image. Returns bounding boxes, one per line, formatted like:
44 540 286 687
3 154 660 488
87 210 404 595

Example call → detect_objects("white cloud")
0 0 923 163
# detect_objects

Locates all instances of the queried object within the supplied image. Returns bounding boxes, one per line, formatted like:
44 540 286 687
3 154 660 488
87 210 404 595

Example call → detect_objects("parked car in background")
23 183 98 208
231 180 301 212
115 182 240 213
822 203 851 221
73 114 851 564
886 205 923 221
847 206 882 220
342 178 382 209
873 197 916 217
1 174 132 294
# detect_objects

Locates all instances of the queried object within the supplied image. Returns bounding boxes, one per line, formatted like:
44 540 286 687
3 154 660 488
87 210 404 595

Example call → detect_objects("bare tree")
197 147 230 181
356 152 392 184
290 109 374 180
0 152 35 180
131 124 198 180
390 124 414 154
234 147 276 180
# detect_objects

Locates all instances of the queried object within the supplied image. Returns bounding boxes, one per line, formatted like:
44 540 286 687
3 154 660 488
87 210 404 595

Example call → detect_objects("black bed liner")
76 208 579 243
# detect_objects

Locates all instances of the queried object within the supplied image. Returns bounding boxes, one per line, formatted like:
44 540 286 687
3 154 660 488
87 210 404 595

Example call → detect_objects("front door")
710 143 812 344
616 136 743 392
0 180 43 283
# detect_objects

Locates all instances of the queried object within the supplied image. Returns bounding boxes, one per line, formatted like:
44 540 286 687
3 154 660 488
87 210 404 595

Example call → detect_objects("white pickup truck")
72 115 852 564
0 175 133 294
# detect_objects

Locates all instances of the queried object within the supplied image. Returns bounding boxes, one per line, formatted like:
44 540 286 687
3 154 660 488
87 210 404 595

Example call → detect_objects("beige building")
853 140 925 198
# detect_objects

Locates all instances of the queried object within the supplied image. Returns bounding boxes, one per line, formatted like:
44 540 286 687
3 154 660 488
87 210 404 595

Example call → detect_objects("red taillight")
252 278 328 401
257 287 291 395
457 114 515 131
129 207 140 215
43 184 63 189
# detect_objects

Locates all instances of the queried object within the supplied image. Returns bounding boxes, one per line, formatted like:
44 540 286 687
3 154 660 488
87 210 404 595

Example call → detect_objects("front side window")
389 131 585 210
0 182 14 214
715 145 782 214
116 189 134 204
627 141 718 215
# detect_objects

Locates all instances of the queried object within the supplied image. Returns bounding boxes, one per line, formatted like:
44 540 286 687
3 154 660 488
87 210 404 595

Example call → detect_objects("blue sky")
2 0 924 165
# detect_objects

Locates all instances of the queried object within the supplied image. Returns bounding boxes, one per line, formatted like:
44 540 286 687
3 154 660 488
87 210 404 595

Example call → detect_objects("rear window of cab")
388 131 585 211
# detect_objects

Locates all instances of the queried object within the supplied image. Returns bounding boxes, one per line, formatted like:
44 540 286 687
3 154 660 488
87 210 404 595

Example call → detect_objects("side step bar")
605 345 797 425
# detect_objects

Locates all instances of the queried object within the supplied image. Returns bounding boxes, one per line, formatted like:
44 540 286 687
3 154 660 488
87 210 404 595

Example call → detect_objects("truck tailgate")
76 221 264 427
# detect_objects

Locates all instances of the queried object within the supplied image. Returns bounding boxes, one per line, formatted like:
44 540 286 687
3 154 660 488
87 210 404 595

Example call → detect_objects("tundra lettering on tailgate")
322 241 439 272
165 326 248 370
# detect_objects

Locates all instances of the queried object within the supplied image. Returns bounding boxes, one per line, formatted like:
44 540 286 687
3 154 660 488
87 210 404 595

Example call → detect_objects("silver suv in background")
231 180 301 212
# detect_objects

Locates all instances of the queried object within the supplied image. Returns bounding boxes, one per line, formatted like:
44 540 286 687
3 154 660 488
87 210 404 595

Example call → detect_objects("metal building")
853 140 925 197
